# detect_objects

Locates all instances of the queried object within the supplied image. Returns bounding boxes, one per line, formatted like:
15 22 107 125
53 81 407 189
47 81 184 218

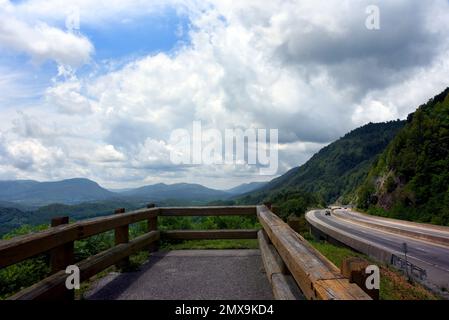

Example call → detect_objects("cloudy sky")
0 0 448 190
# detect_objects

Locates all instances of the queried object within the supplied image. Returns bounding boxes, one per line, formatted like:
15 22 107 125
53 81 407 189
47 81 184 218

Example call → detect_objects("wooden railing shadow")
86 252 170 300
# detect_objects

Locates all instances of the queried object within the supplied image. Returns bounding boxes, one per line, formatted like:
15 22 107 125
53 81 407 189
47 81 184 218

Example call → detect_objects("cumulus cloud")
93 145 126 163
46 78 94 114
0 135 64 171
1 0 449 188
0 14 94 66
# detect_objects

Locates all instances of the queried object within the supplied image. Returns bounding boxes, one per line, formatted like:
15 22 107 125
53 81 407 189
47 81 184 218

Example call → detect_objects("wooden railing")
0 205 370 300
159 206 258 241
257 205 370 300
0 205 258 300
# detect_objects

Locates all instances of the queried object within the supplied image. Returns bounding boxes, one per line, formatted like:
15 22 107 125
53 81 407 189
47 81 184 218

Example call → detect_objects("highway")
334 209 449 242
306 209 449 294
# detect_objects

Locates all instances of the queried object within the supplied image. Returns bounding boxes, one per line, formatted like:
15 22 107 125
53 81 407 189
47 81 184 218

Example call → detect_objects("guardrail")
0 205 370 300
391 254 427 281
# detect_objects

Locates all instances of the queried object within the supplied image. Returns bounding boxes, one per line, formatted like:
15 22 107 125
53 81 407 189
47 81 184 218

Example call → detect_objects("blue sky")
0 0 449 189
82 8 191 61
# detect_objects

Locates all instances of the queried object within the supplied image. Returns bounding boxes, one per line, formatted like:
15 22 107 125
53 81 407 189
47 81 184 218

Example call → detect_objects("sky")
0 0 449 190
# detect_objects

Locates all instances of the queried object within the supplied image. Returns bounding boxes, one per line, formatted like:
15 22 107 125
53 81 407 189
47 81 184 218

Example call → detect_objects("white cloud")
0 14 94 66
352 100 398 125
46 77 94 114
93 145 126 163
0 136 64 171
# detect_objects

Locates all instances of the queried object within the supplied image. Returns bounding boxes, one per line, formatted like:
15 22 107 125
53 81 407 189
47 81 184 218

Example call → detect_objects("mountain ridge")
238 120 406 205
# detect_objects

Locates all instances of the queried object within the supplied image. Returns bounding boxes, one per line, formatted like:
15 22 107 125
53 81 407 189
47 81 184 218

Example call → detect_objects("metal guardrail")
391 254 427 281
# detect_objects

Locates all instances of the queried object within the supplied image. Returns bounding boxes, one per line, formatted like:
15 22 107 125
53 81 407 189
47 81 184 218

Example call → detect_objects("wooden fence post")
341 257 379 300
263 202 272 210
114 208 130 270
50 217 74 273
147 203 158 253
50 216 74 300
287 216 301 233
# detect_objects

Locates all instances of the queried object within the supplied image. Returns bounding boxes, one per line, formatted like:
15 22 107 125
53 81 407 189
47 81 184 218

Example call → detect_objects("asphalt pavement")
86 249 273 300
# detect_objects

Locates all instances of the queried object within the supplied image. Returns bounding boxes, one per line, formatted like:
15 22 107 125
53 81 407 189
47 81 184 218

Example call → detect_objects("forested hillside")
357 88 449 225
238 120 405 205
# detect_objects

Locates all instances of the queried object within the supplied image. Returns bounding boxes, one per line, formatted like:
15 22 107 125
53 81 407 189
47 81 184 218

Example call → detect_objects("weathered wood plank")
0 207 159 268
272 273 304 300
159 206 256 216
257 230 287 281
161 229 258 240
257 205 370 300
9 231 160 300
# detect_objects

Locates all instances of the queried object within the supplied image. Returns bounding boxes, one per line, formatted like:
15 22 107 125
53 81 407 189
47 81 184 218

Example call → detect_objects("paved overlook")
87 250 273 300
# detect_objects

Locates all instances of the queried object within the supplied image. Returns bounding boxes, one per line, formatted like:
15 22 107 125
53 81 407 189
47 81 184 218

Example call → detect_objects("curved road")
306 210 449 293
335 209 449 241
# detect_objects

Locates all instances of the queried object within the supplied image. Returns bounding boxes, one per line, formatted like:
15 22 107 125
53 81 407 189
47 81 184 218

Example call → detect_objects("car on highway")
325 209 331 216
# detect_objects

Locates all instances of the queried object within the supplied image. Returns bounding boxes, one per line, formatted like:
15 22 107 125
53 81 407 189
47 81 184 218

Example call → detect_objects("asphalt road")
307 210 449 291
336 209 449 240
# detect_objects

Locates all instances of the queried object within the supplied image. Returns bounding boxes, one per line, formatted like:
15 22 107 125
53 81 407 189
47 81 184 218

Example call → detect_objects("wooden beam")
9 231 160 300
0 207 159 268
161 229 258 240
159 206 256 217
272 274 304 300
257 230 287 282
258 229 304 300
257 205 370 300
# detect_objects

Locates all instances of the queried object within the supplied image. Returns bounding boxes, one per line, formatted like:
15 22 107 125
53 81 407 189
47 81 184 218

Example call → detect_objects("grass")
308 240 366 268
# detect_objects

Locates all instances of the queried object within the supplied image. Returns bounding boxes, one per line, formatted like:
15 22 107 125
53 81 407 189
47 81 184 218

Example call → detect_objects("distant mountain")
226 182 268 195
0 178 116 206
0 177 267 212
356 87 449 225
238 120 405 205
120 183 230 202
